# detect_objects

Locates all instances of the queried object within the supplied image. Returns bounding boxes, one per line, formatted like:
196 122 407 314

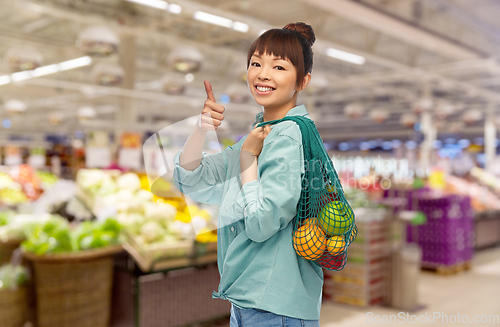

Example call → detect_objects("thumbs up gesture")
198 80 225 131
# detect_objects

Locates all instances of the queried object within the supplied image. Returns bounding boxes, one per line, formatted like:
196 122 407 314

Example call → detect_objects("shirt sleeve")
172 148 229 205
232 134 303 243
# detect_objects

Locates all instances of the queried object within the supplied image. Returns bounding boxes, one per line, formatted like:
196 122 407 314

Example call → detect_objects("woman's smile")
255 83 276 95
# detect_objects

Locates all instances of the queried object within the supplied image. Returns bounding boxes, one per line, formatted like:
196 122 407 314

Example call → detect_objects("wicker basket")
0 286 28 327
23 245 123 327
0 240 23 265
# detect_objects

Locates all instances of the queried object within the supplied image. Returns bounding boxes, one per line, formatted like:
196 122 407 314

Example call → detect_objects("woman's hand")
241 124 272 157
198 80 225 131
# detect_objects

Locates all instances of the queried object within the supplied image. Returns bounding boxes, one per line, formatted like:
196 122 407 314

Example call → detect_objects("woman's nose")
258 67 271 80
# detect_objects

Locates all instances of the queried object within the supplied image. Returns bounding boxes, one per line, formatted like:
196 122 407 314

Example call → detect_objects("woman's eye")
251 62 260 67
275 66 284 70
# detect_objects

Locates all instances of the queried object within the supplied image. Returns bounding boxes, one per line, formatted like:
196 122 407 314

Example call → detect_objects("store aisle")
320 248 500 327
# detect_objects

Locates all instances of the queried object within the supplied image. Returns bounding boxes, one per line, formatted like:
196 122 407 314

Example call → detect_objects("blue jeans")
230 303 320 327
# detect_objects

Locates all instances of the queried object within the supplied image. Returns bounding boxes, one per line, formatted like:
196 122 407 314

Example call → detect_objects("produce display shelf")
114 246 222 327
474 211 500 250
124 241 218 273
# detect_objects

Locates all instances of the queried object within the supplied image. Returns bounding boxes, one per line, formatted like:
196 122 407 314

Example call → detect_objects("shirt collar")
252 104 310 128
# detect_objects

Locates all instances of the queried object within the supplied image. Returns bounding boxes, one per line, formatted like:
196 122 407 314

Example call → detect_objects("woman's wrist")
195 118 209 133
240 151 258 186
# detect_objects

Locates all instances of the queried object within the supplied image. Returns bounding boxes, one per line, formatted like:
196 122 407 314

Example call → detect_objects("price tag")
28 155 46 168
86 147 111 168
119 148 142 170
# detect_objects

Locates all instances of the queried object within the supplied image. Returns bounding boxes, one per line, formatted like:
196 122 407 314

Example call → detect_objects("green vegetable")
74 218 122 250
21 218 72 255
22 217 123 255
0 211 13 226
0 264 29 290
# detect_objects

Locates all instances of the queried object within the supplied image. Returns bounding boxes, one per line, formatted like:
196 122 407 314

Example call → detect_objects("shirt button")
231 227 235 232
225 207 228 212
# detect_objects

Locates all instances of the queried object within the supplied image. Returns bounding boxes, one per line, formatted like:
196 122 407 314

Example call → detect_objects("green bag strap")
257 116 328 164
257 116 341 191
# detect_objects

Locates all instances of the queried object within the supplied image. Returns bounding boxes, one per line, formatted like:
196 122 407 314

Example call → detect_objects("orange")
326 236 346 255
293 218 327 260
349 231 356 243
299 217 315 228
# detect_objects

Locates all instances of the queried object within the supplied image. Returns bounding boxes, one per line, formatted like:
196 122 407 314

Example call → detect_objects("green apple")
318 201 354 236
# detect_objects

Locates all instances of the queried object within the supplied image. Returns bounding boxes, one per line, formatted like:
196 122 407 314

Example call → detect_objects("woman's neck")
262 99 299 122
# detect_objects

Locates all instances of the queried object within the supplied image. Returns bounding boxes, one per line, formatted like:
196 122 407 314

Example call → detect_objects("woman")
173 22 322 326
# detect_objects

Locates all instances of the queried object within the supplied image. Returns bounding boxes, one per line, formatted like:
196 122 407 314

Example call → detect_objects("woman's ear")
298 73 312 91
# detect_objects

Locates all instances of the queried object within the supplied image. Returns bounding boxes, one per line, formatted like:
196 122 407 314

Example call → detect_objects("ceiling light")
193 11 248 32
168 47 203 73
32 64 59 77
326 48 365 65
161 73 187 95
10 71 33 82
0 76 11 85
125 0 168 10
4 46 44 72
125 0 181 14
232 21 249 33
91 63 125 86
76 26 119 56
0 56 92 87
78 106 97 120
194 11 232 28
59 56 92 71
167 4 182 14
4 99 27 115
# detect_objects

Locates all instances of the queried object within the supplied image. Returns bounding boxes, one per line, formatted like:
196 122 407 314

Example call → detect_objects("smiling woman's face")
247 52 300 111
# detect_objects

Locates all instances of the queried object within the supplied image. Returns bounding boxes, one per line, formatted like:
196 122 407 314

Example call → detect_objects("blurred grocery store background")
0 0 500 326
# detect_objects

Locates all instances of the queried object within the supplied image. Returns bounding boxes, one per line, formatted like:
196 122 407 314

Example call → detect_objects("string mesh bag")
257 116 357 271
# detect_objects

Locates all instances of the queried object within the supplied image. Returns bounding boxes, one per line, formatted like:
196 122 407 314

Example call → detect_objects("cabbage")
169 221 193 240
117 213 144 234
116 189 134 202
140 221 165 243
162 234 179 244
136 189 153 201
116 173 141 192
96 177 118 196
144 202 177 227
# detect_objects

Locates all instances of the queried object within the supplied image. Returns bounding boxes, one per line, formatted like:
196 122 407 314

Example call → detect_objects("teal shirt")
172 104 323 320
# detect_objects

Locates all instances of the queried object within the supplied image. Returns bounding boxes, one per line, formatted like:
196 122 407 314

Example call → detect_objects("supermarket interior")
1 0 500 326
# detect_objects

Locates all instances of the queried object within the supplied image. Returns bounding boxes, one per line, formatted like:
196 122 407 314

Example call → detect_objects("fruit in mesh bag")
325 185 339 202
293 218 327 260
319 252 346 270
326 235 346 255
318 200 354 236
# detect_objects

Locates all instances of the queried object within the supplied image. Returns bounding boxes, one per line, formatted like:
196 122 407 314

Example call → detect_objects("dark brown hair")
246 22 315 87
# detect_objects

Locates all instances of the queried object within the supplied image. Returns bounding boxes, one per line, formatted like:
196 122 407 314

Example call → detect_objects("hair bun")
283 22 315 46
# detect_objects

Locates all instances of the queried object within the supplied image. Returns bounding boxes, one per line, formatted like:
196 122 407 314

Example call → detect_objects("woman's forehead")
251 51 290 62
